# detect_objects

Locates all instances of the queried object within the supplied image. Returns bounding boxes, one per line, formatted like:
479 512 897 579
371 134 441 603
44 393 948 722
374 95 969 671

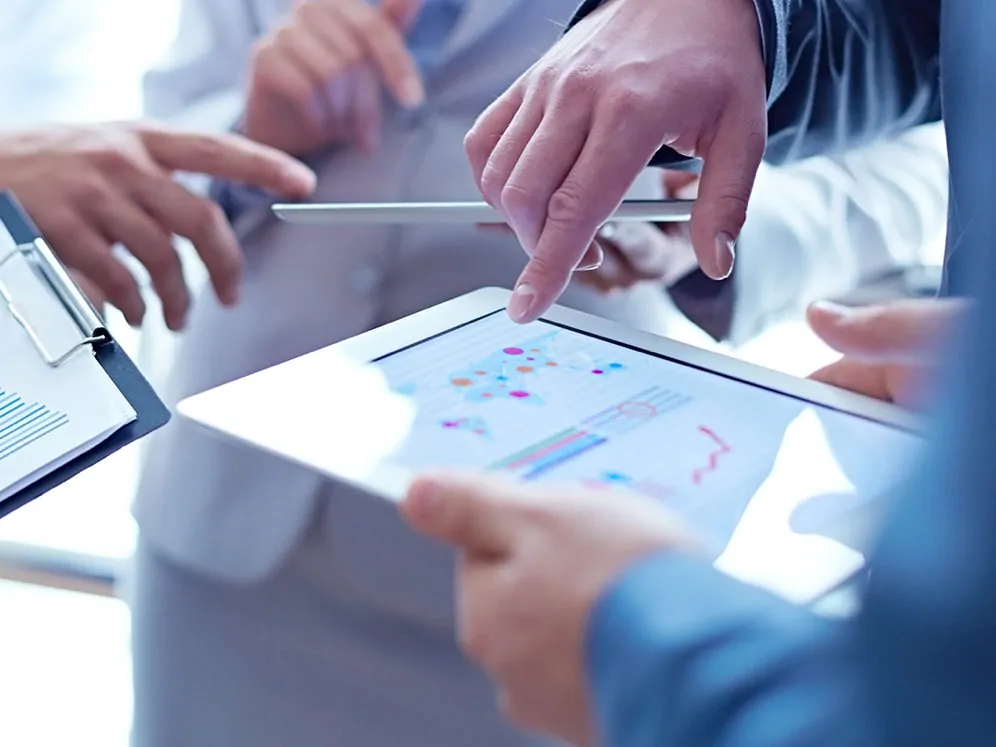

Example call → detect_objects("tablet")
271 199 693 224
178 288 923 604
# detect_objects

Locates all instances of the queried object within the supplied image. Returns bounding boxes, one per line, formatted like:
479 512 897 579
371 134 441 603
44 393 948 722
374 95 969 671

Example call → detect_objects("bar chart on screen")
374 313 762 501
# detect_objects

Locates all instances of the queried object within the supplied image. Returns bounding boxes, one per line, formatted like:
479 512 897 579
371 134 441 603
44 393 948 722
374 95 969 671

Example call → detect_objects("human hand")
69 270 107 315
464 0 767 323
0 122 316 330
246 0 425 155
401 472 697 746
807 298 965 409
575 170 700 293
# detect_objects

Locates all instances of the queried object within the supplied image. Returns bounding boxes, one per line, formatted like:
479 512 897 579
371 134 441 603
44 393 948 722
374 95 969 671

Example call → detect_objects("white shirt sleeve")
730 123 949 342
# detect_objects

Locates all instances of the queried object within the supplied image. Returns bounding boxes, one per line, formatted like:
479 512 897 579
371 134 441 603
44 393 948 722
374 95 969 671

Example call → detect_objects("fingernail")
508 283 536 323
401 78 425 108
576 242 604 272
221 285 240 307
283 162 317 192
714 232 736 279
810 300 854 320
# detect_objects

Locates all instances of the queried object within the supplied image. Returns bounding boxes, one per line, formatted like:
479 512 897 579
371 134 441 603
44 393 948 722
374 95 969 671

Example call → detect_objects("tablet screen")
374 311 922 558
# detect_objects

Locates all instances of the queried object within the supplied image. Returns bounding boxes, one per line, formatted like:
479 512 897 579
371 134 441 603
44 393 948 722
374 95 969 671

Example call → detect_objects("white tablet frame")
271 199 693 225
178 287 919 604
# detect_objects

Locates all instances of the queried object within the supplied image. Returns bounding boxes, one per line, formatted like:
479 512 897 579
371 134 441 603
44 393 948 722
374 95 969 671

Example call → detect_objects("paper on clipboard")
0 226 135 503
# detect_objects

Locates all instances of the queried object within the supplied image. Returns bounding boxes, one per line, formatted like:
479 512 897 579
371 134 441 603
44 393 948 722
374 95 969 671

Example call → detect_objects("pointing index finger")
140 126 317 197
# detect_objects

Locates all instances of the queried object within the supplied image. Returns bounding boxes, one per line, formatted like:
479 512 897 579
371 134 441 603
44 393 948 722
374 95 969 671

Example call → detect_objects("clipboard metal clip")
0 246 107 367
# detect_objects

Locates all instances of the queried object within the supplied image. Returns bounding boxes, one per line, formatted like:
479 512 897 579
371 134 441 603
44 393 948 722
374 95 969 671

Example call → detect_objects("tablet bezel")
271 199 694 225
333 287 916 428
178 287 919 603
180 286 918 492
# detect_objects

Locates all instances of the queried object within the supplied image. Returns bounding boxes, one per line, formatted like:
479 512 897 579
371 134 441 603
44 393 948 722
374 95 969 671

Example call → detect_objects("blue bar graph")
522 432 607 480
0 387 69 462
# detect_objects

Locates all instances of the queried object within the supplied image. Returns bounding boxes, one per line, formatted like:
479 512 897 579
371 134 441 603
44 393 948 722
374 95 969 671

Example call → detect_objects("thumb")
688 111 766 280
379 0 424 29
807 299 963 365
401 473 515 557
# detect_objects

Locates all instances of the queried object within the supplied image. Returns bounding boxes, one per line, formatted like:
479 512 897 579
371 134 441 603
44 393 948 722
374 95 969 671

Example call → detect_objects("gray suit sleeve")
568 0 943 166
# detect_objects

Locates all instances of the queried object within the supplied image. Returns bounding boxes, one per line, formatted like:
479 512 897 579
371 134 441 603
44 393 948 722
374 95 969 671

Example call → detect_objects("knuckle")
41 207 80 240
143 245 181 276
250 38 279 69
91 146 133 176
187 200 224 238
478 162 509 202
526 252 571 289
354 9 383 38
217 245 245 278
464 127 488 161
605 85 646 122
555 65 597 100
103 267 138 299
499 181 531 209
532 63 559 90
187 136 226 167
70 177 109 209
294 2 320 24
273 25 298 49
546 184 588 228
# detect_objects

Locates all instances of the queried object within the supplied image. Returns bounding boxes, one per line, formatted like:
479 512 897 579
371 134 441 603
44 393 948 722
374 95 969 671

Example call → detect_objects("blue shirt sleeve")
586 554 868 747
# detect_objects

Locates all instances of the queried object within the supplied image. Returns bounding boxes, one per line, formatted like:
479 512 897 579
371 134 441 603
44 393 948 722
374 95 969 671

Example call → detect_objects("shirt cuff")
211 179 273 224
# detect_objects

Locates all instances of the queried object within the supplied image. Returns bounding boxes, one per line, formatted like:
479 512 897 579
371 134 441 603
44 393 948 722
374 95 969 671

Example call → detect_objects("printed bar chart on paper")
0 387 69 462
0 242 136 502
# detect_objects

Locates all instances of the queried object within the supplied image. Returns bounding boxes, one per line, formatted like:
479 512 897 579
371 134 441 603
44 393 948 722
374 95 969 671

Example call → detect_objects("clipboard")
0 191 170 519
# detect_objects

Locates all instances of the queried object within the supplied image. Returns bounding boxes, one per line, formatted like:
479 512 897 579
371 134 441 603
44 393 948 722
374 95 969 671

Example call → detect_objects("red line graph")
691 426 731 485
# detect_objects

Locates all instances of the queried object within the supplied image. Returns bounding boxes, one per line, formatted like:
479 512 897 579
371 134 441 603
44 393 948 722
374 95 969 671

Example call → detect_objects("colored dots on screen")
510 391 530 398
604 472 630 482
442 421 459 429
517 366 534 373
592 369 604 375
452 378 473 386
475 371 487 375
609 363 623 369
546 361 558 367
497 376 508 381
504 347 524 355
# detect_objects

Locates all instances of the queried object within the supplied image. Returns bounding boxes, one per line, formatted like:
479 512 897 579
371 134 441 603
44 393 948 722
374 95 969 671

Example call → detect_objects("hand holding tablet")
179 288 922 604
